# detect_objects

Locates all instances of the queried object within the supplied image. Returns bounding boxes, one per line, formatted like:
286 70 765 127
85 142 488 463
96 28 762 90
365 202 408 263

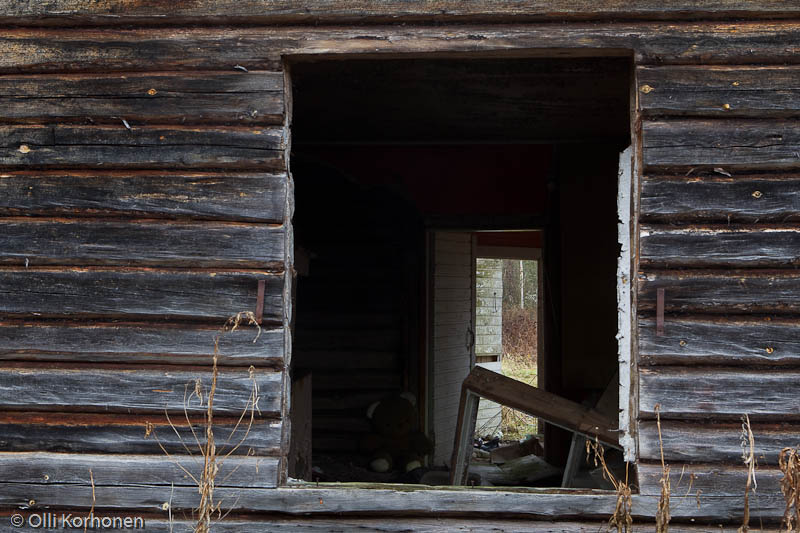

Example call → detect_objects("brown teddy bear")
359 392 433 473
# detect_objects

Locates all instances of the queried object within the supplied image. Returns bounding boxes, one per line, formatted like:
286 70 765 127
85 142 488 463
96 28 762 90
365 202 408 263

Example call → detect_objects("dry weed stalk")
146 311 262 533
654 404 671 533
779 446 800 532
738 414 757 533
586 437 632 533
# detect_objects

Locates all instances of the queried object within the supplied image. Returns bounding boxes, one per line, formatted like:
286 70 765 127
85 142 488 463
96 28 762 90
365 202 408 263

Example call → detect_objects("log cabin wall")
2 4 800 530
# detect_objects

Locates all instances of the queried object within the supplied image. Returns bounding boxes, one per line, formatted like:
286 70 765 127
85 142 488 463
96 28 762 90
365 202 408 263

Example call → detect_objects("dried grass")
655 404 670 533
779 446 800 532
586 437 632 533
739 414 758 533
146 311 262 533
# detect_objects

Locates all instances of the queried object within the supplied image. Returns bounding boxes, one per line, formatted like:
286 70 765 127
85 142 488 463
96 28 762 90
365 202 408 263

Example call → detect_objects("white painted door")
430 231 475 467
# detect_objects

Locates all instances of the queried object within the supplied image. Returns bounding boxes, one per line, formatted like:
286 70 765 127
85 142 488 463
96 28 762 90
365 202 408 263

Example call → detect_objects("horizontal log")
638 65 800 118
0 218 284 268
0 363 281 415
640 225 800 268
641 174 800 222
2 23 800 75
2 1 799 25
638 316 800 366
0 71 283 124
0 268 283 321
0 171 287 222
0 125 284 169
637 463 782 498
0 452 278 488
643 119 800 170
0 321 284 366
638 420 800 465
0 485 786 522
0 412 281 455
639 367 800 420
638 270 800 314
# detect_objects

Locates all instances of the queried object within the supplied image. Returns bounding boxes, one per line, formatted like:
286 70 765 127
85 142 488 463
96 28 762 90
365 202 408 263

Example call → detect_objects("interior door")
429 231 476 467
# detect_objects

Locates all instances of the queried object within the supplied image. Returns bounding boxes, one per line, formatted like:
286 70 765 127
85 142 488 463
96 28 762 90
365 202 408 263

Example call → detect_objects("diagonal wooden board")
450 366 619 485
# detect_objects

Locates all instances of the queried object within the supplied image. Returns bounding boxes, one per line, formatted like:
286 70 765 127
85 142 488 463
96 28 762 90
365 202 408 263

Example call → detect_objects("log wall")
1 6 798 530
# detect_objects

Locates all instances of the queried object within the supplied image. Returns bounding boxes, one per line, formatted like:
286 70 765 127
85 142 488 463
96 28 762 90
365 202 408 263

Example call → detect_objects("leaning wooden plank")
639 420 800 465
0 412 281 455
0 485 787 521
2 1 799 25
2 24 800 74
640 367 800 420
643 119 800 170
638 316 800 366
640 225 800 268
641 174 800 223
0 218 284 268
0 452 278 488
0 171 287 222
0 71 283 124
638 65 800 118
0 268 283 321
0 321 284 366
637 463 783 498
638 270 800 314
0 125 284 169
0 363 281 415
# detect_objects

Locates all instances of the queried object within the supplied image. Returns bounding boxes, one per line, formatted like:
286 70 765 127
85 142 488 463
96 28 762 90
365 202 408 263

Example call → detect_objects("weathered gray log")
638 65 800 117
0 452 278 488
0 125 284 169
0 269 283 321
0 412 282 455
638 270 800 314
0 363 281 415
0 484 786 521
1 0 799 25
639 420 800 465
2 24 800 74
641 174 800 222
643 119 800 170
638 316 800 366
0 171 287 222
0 71 283 124
640 225 800 268
0 218 284 268
637 463 783 498
0 322 284 366
639 367 800 420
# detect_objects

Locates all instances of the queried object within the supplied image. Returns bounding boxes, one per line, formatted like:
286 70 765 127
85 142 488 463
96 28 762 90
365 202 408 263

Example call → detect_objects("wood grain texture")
0 71 283 124
0 268 283 321
2 0 800 25
0 322 284 366
643 119 800 170
0 485 786 522
638 316 800 366
2 23 800 74
639 367 800 420
640 225 800 268
641 174 800 223
0 125 284 169
0 218 284 268
639 420 800 464
637 463 783 498
638 65 800 117
638 270 800 314
0 452 278 488
0 171 287 222
0 412 282 455
0 363 281 415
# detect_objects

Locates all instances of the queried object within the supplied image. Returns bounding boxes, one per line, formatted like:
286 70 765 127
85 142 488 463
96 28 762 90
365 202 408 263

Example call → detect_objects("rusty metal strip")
256 279 265 324
656 288 664 337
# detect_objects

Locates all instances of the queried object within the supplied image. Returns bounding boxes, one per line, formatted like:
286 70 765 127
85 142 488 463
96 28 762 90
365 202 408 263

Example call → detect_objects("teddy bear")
359 392 434 473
